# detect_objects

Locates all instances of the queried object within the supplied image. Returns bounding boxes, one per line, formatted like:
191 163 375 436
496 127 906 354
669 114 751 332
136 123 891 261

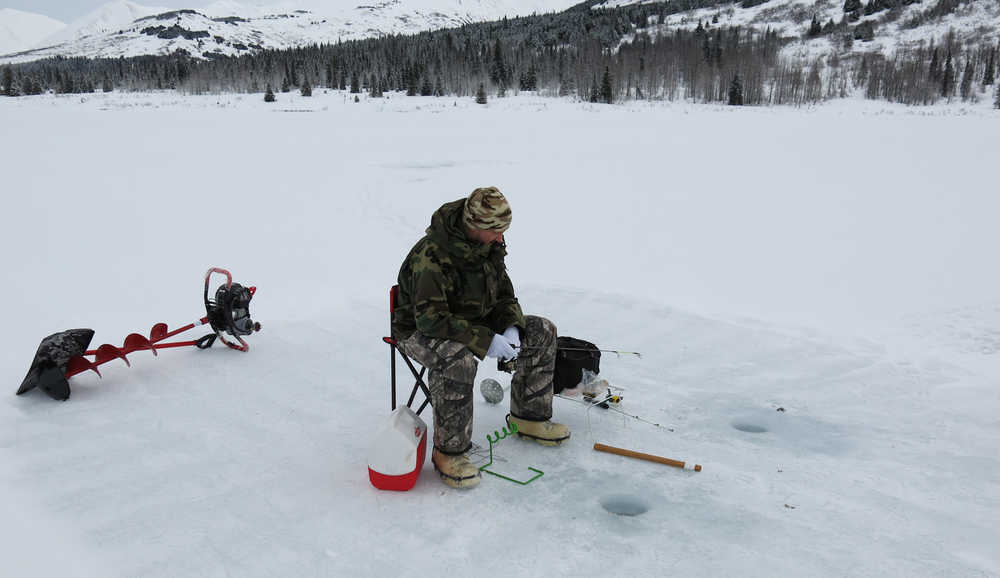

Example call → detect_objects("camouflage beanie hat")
462 187 512 231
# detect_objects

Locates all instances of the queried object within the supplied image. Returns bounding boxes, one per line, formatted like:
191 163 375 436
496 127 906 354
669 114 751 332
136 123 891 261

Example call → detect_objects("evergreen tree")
959 60 973 100
928 48 941 82
264 83 276 102
20 76 35 95
729 74 744 105
526 64 538 91
281 76 291 93
2 67 16 97
350 70 360 94
475 82 487 104
420 75 433 96
854 21 875 42
102 76 113 93
301 77 312 97
941 51 955 98
489 38 508 91
558 67 576 98
600 66 613 104
984 51 995 86
807 15 822 38
843 0 862 13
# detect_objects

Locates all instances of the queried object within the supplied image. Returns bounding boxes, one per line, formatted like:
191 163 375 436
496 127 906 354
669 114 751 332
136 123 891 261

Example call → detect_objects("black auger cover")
17 329 94 401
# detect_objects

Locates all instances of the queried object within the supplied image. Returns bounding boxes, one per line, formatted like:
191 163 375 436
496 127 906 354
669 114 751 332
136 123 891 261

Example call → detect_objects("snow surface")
1 90 999 577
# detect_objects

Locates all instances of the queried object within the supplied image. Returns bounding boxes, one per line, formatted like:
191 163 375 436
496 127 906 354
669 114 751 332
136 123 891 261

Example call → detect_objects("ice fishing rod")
516 346 642 358
556 392 675 433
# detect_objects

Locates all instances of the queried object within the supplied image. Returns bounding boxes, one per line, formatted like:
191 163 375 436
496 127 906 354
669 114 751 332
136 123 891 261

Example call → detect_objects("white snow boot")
431 448 481 489
506 414 571 447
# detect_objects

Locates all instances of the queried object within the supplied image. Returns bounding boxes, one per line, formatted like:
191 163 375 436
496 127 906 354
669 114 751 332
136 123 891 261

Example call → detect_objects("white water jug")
368 406 428 491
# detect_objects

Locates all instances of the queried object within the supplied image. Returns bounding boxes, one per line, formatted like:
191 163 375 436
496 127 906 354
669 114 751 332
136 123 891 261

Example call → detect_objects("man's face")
465 227 506 245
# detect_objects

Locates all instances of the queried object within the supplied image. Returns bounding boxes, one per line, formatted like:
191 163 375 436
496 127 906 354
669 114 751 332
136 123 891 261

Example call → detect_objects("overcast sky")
4 1 212 22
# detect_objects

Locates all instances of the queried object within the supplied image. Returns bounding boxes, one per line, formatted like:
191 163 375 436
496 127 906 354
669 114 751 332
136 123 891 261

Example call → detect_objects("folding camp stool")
383 285 432 415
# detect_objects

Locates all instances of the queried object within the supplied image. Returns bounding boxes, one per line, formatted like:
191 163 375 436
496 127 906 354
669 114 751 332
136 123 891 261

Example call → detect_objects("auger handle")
593 443 701 472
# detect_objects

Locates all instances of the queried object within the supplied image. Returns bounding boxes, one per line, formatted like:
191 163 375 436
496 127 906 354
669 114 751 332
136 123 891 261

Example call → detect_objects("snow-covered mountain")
0 8 65 55
3 0 997 64
37 0 169 47
1 0 581 62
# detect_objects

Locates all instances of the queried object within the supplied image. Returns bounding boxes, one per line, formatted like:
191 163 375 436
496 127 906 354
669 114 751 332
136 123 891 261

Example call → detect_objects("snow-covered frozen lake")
1 90 998 577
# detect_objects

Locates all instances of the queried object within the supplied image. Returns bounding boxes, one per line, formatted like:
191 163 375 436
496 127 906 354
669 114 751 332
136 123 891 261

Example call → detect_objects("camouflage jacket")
392 198 525 359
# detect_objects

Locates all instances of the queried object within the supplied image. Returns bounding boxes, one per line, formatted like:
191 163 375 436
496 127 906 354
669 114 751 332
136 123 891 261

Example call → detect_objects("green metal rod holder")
479 423 544 485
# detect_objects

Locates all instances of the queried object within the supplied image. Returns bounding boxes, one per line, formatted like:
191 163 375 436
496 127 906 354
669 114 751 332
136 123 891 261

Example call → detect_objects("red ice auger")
16 268 261 401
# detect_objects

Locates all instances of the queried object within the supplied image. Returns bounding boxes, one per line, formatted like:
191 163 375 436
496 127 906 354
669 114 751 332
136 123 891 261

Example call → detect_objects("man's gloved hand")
486 333 517 361
502 326 521 350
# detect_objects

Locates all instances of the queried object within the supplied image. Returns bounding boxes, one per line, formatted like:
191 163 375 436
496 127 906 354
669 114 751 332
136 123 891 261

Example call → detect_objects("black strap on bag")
553 336 600 394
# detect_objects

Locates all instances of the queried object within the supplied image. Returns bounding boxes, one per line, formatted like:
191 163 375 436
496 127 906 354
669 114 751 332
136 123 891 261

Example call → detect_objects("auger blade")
17 329 95 400
123 333 156 356
94 344 130 367
149 323 168 342
66 356 102 378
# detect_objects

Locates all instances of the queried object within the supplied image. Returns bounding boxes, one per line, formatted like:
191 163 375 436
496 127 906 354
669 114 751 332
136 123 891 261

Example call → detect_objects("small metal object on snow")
479 378 506 404
479 423 543 485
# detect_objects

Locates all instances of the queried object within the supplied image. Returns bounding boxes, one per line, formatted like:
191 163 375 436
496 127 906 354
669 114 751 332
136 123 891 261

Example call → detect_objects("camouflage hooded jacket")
392 198 526 359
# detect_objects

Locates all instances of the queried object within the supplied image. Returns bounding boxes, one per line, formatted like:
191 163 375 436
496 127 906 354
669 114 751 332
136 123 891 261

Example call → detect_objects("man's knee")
438 347 478 383
524 315 557 346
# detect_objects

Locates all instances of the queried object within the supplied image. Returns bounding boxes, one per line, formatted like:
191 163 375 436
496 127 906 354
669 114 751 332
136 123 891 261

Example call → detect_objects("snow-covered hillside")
605 0 1000 61
0 8 65 55
0 90 998 577
1 0 581 62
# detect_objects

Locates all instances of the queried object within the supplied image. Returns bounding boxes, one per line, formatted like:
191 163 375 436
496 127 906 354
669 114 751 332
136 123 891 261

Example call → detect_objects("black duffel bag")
553 336 600 394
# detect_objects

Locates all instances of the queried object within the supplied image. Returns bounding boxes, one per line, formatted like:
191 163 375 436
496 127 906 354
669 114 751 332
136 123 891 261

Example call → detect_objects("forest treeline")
2 0 998 106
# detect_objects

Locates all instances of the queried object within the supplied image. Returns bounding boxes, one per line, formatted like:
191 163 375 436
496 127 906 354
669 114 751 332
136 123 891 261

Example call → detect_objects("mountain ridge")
1 0 582 62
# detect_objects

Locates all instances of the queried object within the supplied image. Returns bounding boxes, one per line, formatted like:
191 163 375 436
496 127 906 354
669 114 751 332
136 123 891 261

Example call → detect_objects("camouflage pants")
398 315 557 454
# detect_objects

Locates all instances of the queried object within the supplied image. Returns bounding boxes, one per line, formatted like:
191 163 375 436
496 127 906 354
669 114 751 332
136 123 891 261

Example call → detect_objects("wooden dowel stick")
594 443 702 472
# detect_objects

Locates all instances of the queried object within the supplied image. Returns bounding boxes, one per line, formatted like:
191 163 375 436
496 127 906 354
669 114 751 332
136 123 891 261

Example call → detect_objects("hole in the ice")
600 494 649 516
732 422 768 433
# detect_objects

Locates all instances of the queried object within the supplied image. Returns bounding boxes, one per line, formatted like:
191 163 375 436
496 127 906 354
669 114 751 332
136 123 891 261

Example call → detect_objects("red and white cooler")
368 406 428 491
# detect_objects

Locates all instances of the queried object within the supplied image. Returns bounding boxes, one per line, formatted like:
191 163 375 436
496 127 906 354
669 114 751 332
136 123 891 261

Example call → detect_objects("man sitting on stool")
391 187 570 489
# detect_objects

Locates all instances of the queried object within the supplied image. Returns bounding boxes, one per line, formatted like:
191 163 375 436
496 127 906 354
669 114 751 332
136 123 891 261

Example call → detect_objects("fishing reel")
583 387 624 409
497 357 517 373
